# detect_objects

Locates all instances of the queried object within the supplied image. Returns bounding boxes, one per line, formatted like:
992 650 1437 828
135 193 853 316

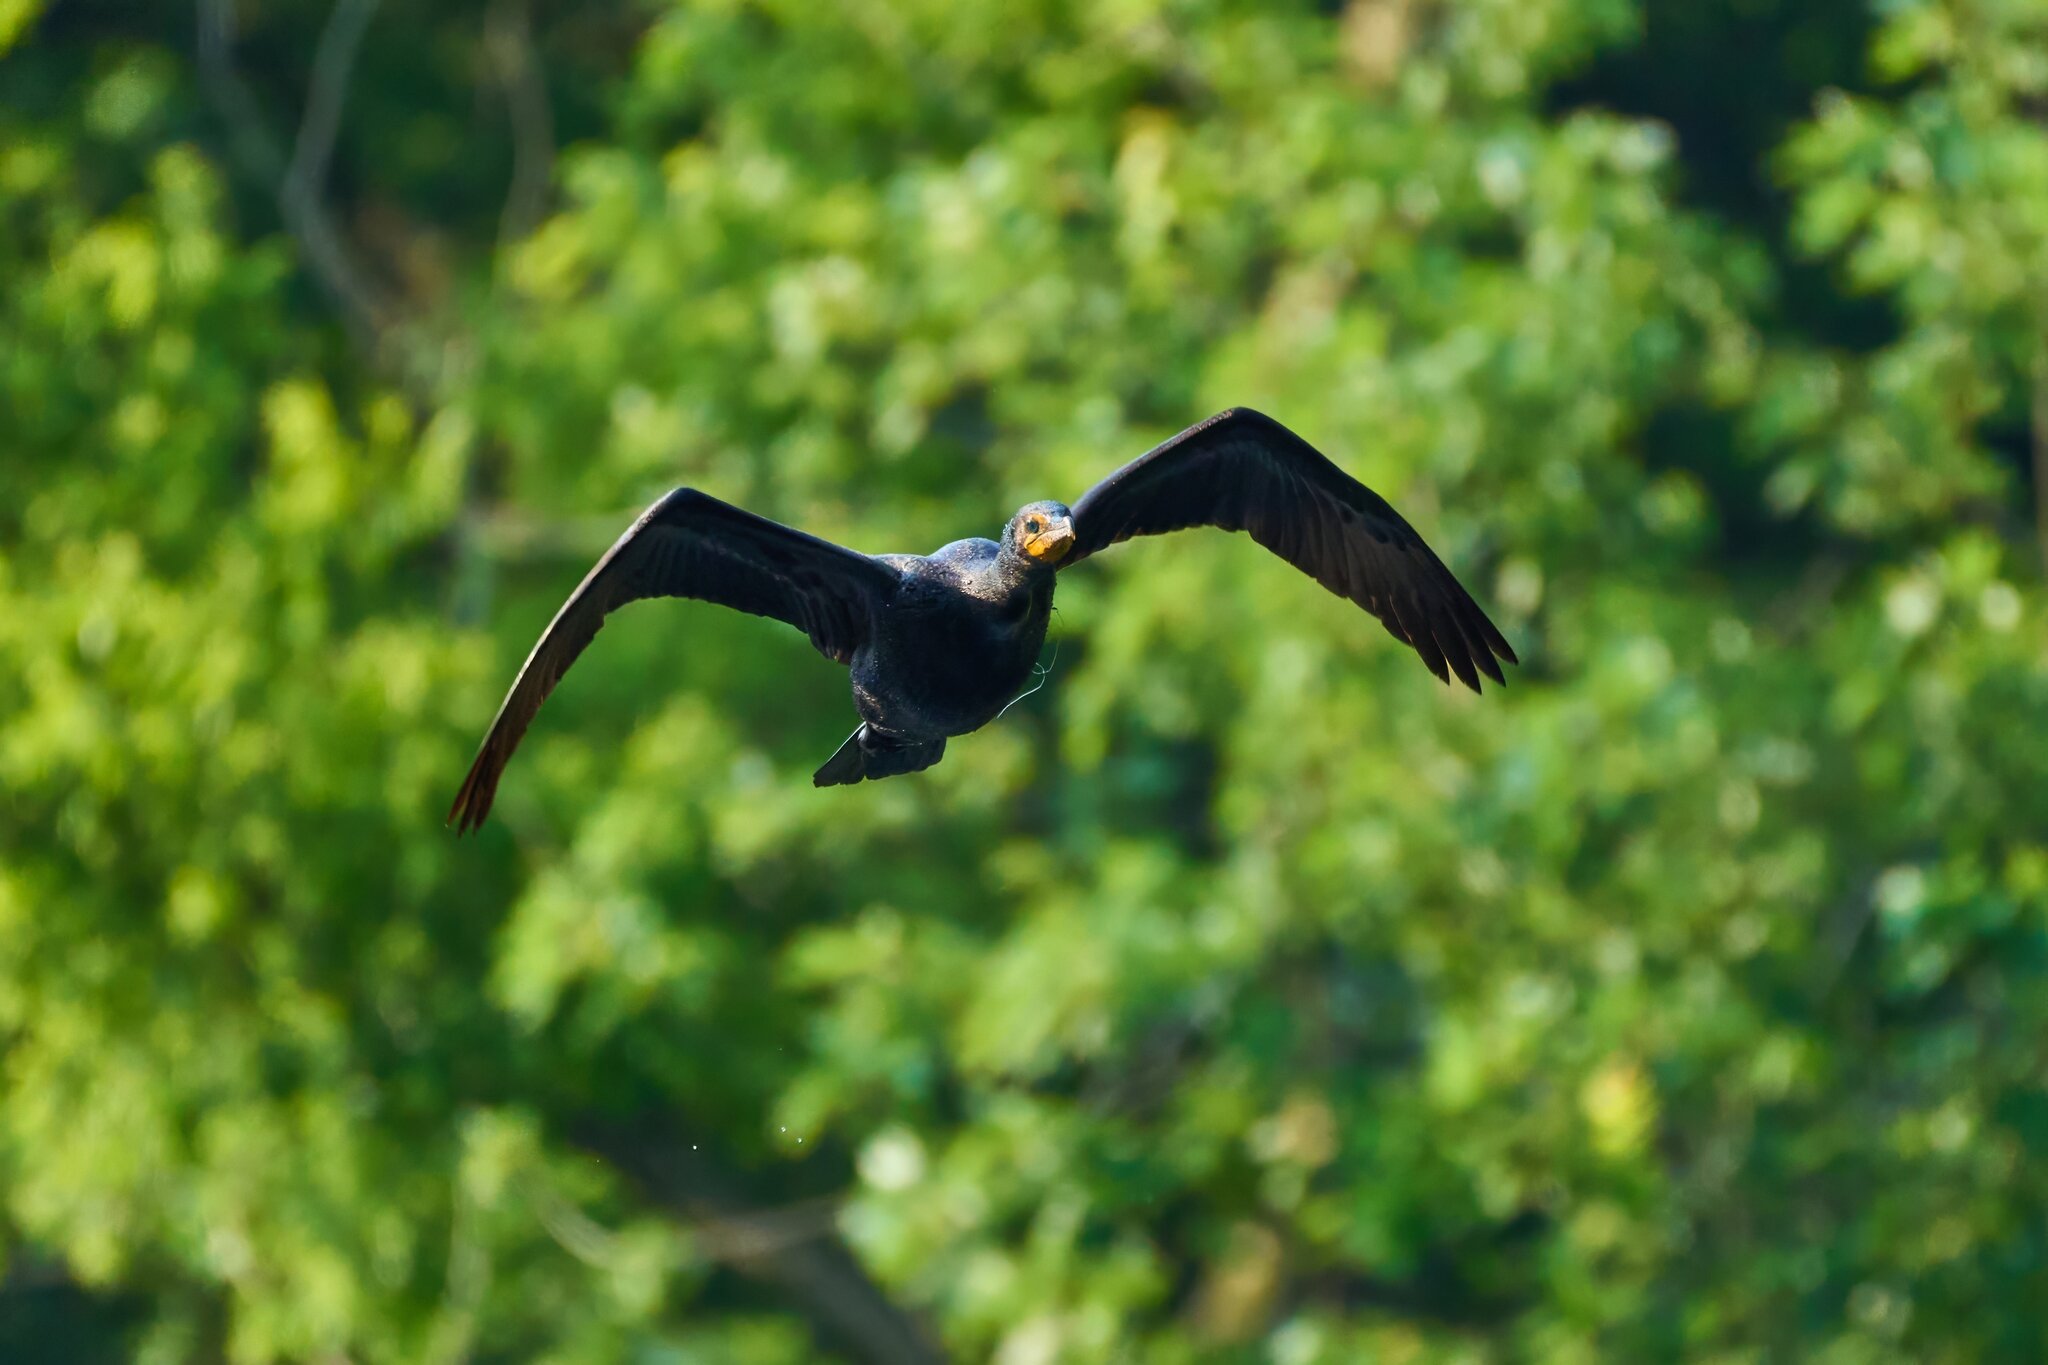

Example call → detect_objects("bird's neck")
996 547 1060 589
980 547 1054 611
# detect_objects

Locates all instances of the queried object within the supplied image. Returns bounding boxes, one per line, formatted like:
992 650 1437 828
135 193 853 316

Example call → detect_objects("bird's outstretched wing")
449 488 900 832
1066 408 1517 690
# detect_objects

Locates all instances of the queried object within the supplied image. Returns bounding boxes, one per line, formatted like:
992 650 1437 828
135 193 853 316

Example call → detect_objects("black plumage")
448 408 1517 831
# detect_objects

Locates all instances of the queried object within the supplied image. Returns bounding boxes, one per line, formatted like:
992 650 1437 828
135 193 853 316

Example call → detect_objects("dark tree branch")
196 0 395 350
486 0 555 247
288 0 380 198
2032 344 2048 577
574 1124 948 1365
528 1169 842 1267
1764 550 1850 637
1813 868 1881 1002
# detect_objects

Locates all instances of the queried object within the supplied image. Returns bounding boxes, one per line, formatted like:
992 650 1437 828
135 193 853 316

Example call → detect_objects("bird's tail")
813 727 869 787
813 725 946 787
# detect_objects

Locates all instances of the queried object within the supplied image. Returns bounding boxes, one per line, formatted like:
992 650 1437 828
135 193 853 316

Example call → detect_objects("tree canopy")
2 1 2045 1360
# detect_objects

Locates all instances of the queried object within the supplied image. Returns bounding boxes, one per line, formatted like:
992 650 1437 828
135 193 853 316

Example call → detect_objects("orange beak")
1022 519 1075 565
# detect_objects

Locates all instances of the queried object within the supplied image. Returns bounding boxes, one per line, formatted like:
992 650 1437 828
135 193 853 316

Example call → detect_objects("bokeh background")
4 0 2047 1360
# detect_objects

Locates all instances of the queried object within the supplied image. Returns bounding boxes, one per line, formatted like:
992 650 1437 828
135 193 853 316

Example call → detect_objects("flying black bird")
448 408 1517 831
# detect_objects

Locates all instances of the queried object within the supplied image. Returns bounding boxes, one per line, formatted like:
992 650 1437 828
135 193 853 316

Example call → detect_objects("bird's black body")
449 410 1518 830
862 537 1057 733
819 533 1060 785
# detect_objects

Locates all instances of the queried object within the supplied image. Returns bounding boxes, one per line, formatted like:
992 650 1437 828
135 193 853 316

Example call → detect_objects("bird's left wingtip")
446 766 492 835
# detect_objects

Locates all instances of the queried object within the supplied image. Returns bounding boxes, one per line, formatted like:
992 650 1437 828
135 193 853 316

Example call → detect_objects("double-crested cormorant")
449 409 1517 831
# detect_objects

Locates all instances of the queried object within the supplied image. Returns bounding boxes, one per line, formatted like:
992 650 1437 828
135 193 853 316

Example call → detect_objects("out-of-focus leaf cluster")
1 1 2044 1361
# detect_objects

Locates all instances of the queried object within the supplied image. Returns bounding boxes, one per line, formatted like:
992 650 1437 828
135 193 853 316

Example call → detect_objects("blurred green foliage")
3 0 2047 1360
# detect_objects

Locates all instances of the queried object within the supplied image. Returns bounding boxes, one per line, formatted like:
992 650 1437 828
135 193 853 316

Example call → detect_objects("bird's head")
1003 501 1076 568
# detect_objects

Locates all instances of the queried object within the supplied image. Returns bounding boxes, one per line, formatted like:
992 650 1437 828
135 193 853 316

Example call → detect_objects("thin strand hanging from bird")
994 638 1060 722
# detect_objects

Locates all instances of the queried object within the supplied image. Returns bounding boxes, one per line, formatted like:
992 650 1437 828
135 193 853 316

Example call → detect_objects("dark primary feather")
448 488 900 833
1067 408 1517 690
